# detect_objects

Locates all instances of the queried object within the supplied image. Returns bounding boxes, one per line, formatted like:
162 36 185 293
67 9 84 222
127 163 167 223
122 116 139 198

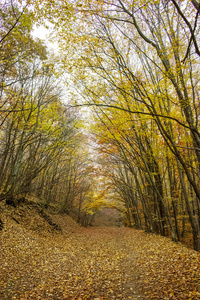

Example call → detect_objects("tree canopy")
1 0 200 251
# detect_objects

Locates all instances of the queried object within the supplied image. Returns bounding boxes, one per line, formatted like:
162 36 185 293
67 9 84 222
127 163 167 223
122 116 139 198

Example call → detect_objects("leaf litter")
0 202 200 300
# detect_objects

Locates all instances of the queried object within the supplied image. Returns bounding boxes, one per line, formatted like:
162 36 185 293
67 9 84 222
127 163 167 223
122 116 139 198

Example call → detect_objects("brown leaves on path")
0 213 200 300
124 229 200 300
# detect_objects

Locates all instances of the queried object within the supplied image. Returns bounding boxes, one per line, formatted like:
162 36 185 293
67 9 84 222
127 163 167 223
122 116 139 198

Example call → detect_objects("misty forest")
1 1 200 299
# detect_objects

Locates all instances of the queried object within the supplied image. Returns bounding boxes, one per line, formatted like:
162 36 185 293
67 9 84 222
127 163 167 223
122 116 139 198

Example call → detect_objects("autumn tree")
48 0 200 250
0 1 94 224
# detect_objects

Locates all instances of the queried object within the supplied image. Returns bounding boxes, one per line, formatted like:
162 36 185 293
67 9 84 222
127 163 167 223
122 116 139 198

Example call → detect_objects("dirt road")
1 216 200 299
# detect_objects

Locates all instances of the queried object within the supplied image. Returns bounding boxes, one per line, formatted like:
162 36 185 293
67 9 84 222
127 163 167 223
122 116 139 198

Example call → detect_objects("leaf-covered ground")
0 203 200 299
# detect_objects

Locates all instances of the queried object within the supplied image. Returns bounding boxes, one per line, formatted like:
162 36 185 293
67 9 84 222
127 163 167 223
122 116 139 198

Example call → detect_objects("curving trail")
1 215 200 300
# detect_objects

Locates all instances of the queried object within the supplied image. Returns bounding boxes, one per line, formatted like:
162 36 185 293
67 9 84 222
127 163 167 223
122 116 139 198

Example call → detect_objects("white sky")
32 25 49 40
31 24 59 52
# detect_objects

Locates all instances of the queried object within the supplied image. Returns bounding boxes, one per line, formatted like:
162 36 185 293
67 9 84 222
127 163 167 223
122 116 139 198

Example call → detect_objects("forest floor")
0 199 200 300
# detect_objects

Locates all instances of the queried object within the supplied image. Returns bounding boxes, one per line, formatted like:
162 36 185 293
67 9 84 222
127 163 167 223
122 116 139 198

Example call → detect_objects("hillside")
0 198 200 300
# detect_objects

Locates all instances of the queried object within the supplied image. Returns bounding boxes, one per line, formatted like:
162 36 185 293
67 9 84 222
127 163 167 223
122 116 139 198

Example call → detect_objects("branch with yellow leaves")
68 102 200 137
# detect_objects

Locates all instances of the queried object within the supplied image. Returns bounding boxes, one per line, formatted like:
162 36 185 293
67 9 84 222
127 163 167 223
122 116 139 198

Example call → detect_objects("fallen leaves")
0 203 200 300
122 229 200 300
0 216 142 299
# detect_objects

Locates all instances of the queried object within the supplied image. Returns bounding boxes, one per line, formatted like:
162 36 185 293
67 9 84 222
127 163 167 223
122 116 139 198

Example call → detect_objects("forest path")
1 217 200 300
